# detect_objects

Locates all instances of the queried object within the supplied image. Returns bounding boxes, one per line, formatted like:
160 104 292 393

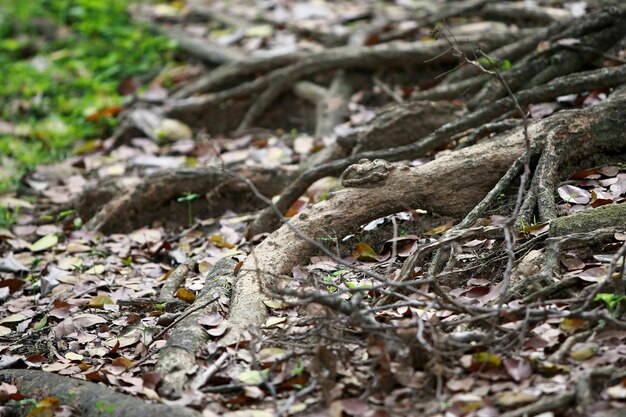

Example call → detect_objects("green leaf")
472 352 502 367
33 315 48 331
29 234 59 252
177 192 200 202
237 369 270 385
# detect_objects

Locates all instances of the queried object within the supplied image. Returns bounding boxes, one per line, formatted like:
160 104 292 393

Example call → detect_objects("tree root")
499 391 575 417
0 369 201 417
81 165 297 234
163 31 526 128
221 93 626 344
498 366 626 417
155 257 236 398
249 64 626 236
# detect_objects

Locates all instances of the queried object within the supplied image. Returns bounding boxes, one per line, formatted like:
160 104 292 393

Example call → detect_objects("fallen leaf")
155 118 192 144
209 234 235 249
352 242 379 262
494 391 538 408
0 313 27 324
41 362 71 372
557 184 591 204
198 313 224 327
84 264 105 275
471 352 502 369
111 357 134 369
340 398 370 415
446 377 474 392
26 397 60 417
207 325 227 337
424 222 453 236
263 317 287 328
561 318 588 333
285 199 307 218
0 278 25 293
29 234 58 252
72 314 107 327
569 344 596 360
607 382 626 400
0 253 28 273
88 295 114 308
237 370 269 385
575 266 608 282
503 358 532 381
176 288 196 303
65 352 84 361
257 347 288 363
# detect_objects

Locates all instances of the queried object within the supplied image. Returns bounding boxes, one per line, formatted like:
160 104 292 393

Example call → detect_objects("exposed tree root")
163 31 526 127
81 165 297 233
499 391 575 417
0 369 201 417
89 8 626 241
221 93 626 344
301 99 464 172
155 257 236 398
13 4 626 413
575 367 626 416
249 64 626 236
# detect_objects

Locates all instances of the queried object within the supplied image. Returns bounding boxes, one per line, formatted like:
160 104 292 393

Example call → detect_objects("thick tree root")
249 64 626 236
81 165 297 234
0 369 201 417
221 94 626 344
156 257 236 398
163 31 526 127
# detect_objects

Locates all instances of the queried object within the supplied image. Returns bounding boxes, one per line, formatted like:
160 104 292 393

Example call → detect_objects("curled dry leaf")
557 184 591 204
352 242 380 262
503 358 532 382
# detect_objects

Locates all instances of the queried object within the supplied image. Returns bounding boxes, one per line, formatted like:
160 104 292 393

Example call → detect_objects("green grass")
0 0 177 193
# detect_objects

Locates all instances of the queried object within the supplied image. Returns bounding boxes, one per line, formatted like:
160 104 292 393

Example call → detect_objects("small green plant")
30 258 43 271
478 56 512 72
595 293 626 314
321 269 349 292
518 215 542 234
121 255 133 266
88 249 107 258
56 209 75 220
291 359 305 377
176 192 200 226
95 400 121 414
131 324 158 344
0 205 19 228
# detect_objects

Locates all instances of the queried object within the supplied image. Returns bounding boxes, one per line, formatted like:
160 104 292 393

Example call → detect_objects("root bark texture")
222 94 626 344
82 165 297 233
0 369 201 417
156 257 237 398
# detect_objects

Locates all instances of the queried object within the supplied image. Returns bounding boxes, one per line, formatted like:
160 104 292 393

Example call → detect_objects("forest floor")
1 1 626 417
